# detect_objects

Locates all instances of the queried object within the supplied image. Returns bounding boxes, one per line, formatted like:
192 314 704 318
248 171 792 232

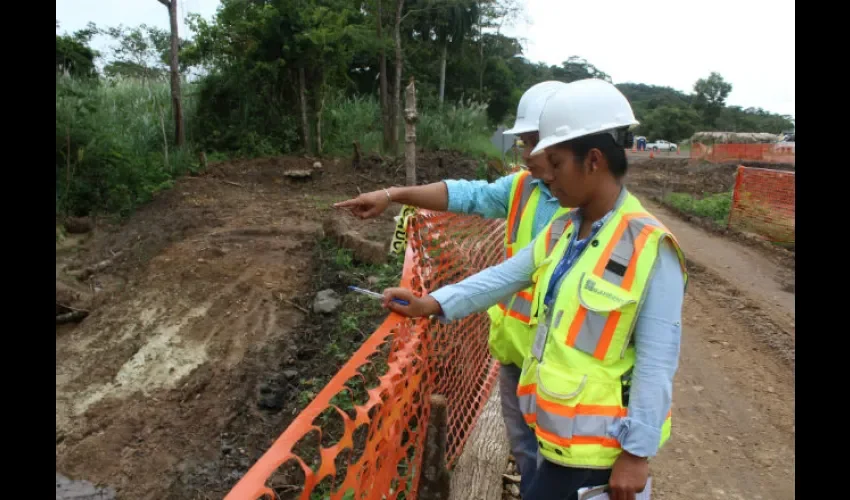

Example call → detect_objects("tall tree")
56 22 99 78
156 0 186 147
693 72 732 128
429 0 479 104
553 56 611 83
376 0 392 151
640 105 701 142
102 25 170 82
391 0 405 155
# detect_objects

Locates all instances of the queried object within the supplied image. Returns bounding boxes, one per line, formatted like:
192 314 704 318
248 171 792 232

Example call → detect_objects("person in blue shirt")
380 79 686 500
335 81 568 494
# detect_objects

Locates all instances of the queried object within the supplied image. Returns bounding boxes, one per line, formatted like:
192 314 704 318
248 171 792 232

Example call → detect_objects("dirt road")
56 155 794 499
644 200 795 499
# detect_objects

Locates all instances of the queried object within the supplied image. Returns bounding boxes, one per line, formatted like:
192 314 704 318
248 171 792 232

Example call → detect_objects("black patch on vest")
621 372 632 407
605 259 627 277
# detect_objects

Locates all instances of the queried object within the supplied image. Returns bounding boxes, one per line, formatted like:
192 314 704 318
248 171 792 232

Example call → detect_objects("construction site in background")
57 135 794 499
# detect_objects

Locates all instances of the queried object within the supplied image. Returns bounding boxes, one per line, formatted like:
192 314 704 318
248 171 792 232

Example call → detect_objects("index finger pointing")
333 198 357 207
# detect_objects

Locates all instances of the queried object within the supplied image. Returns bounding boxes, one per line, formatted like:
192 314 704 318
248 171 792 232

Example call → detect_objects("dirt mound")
55 152 481 499
627 159 738 198
627 158 795 199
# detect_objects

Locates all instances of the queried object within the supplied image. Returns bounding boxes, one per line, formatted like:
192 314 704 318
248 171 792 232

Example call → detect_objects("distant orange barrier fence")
690 142 795 164
225 210 507 500
728 166 795 244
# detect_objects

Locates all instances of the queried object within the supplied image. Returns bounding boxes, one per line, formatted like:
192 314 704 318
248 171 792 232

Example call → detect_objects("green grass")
663 191 732 225
57 75 500 219
56 75 202 217
320 92 500 161
288 238 406 500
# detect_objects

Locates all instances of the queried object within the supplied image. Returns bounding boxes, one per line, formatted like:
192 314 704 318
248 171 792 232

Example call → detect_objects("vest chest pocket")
535 361 624 440
567 272 638 358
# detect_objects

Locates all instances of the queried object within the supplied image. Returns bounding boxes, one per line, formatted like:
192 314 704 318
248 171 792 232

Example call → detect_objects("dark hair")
558 130 629 179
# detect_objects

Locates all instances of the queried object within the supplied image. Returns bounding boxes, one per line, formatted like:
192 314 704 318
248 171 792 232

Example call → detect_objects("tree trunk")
438 38 448 105
477 1 484 98
377 0 392 152
159 0 185 147
392 0 405 156
448 387 510 500
404 77 417 186
315 72 326 155
417 395 451 499
298 67 312 154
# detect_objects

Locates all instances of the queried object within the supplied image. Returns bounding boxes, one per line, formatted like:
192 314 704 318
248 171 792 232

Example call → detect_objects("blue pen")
348 286 410 306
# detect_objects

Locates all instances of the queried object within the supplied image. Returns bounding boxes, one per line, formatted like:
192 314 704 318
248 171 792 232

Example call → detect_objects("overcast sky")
56 0 795 118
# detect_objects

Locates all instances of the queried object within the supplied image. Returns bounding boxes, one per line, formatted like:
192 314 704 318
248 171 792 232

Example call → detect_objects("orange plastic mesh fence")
727 166 795 244
225 210 507 500
690 142 795 164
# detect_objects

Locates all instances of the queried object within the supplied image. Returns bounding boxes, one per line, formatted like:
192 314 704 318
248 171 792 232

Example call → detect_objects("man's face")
519 132 554 185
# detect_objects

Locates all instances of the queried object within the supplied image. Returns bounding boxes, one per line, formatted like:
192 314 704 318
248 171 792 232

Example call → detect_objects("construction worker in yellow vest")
381 78 688 500
335 81 570 494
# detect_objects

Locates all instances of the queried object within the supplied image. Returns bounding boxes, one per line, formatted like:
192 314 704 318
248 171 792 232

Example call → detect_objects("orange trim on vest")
535 427 622 449
592 224 655 360
536 397 629 418
517 383 536 396
565 212 653 352
506 171 531 248
506 309 531 323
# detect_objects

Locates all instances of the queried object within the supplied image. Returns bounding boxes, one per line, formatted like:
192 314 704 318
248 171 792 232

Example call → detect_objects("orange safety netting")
225 210 508 500
690 142 795 164
727 166 795 244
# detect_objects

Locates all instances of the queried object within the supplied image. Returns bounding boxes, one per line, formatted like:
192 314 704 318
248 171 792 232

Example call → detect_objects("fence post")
417 394 451 500
404 76 418 186
727 165 745 229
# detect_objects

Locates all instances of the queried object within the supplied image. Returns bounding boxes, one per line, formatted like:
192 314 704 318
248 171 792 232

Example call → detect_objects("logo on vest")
584 278 630 307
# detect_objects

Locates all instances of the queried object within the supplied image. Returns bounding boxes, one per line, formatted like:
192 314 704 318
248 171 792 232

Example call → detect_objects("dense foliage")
56 0 793 217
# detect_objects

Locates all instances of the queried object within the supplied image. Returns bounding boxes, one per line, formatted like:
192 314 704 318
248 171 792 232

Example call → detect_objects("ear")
587 148 604 173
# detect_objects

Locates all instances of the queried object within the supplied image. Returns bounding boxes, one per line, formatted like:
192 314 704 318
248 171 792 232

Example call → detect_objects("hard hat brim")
530 134 563 156
503 121 537 136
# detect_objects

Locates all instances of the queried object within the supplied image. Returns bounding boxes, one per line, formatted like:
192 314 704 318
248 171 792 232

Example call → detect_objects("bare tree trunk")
404 77 418 186
158 0 185 147
315 72 326 155
417 395 451 499
477 0 484 97
392 0 405 156
298 67 312 154
377 0 392 152
438 38 448 105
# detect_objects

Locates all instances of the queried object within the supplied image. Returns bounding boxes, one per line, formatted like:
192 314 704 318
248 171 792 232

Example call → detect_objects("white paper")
577 476 652 500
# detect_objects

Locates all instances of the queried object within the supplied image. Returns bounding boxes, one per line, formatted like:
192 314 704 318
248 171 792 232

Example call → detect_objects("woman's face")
520 132 555 185
546 145 594 208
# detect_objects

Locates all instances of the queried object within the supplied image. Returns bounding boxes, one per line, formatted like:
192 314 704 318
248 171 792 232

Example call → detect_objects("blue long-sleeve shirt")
430 189 685 459
444 173 561 236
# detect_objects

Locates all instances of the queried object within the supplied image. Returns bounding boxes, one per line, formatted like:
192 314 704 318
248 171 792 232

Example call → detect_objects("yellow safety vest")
486 171 569 367
517 190 687 468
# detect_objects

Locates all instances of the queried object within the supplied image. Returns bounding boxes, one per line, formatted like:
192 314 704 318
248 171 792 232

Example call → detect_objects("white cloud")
501 0 795 117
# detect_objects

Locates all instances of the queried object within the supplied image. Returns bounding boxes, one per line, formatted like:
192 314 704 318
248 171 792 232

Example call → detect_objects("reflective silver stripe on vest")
602 217 663 285
508 175 536 244
562 217 664 357
510 294 533 320
536 408 622 440
548 217 571 252
518 392 536 416
499 176 538 320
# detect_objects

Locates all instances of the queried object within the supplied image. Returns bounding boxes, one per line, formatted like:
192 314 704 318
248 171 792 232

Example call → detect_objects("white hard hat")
503 80 570 135
531 78 639 156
